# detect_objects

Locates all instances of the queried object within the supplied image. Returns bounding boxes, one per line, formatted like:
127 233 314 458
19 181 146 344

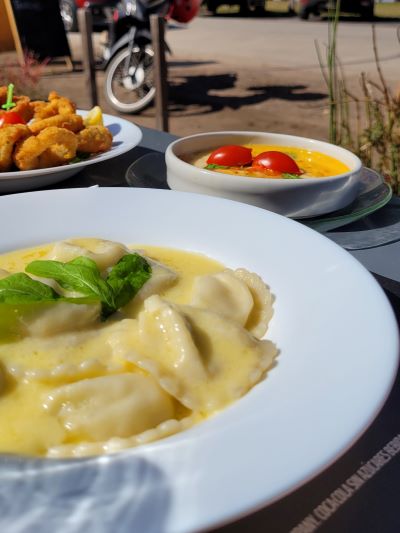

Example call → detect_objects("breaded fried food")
13 127 78 171
31 91 76 120
0 124 31 171
13 96 34 123
77 125 113 153
29 113 84 134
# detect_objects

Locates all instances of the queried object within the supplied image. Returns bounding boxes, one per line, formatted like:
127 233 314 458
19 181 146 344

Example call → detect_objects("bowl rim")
165 130 363 185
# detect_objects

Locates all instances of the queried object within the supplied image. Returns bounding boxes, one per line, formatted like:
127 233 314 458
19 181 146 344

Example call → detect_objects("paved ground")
3 13 400 141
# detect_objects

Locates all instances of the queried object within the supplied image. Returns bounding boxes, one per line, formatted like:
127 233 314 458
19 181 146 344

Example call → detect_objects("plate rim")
300 168 392 231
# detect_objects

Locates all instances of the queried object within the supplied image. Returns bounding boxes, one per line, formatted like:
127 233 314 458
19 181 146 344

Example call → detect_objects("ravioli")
110 296 276 412
0 238 277 457
43 373 176 440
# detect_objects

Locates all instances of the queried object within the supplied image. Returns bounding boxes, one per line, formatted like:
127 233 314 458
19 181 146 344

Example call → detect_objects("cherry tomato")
252 151 302 175
0 110 25 127
207 145 253 167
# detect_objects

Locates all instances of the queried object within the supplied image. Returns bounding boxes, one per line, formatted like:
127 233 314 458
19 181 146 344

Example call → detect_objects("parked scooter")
103 0 200 114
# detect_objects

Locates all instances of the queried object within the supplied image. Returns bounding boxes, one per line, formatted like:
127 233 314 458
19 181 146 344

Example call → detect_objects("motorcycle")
103 0 200 114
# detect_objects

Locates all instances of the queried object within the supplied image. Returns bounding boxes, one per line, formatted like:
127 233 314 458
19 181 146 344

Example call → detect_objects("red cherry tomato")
252 151 302 175
207 145 253 167
0 110 25 127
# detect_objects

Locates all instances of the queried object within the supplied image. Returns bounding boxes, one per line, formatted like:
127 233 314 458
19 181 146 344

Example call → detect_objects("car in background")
59 0 118 32
205 0 265 16
289 0 375 20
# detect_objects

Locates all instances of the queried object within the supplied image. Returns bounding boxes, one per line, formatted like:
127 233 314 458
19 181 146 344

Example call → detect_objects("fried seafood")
77 125 113 153
31 91 76 120
13 127 78 171
0 89 113 173
0 125 31 171
29 113 84 134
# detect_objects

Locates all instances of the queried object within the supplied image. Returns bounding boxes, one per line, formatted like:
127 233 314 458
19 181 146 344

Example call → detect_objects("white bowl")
165 131 363 218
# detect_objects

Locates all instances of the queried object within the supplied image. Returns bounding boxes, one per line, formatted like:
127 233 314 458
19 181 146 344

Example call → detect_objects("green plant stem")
327 0 341 143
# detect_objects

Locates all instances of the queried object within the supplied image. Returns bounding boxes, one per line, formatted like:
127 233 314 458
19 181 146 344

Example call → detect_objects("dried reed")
317 7 400 194
0 51 48 99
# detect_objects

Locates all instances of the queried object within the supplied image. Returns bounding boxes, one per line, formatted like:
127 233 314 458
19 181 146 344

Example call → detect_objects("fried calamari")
0 125 31 171
14 127 78 171
31 91 76 120
29 114 84 135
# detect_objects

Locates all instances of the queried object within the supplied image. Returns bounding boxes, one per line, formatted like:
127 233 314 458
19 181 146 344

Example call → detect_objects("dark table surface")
2 125 400 533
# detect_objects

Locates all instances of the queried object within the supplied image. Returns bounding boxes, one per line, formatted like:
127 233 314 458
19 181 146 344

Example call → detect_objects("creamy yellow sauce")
189 144 350 178
0 239 276 457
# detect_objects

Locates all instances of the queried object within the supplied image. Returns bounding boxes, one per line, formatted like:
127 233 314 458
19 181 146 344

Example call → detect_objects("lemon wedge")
84 106 104 126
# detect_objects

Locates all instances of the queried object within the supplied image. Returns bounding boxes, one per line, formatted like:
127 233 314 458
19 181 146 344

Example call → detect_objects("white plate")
0 188 398 533
0 112 142 193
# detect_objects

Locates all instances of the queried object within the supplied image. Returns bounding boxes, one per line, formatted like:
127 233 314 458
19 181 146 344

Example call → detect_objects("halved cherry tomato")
207 145 253 167
0 110 25 127
252 151 302 175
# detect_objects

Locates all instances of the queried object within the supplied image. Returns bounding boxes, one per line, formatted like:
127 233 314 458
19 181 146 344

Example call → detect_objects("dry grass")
318 10 400 194
0 52 47 99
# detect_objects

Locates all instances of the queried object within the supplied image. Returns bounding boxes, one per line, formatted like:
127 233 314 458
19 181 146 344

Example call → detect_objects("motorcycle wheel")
104 46 156 114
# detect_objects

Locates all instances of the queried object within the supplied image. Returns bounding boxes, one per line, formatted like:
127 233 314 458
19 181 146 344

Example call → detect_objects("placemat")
214 274 400 533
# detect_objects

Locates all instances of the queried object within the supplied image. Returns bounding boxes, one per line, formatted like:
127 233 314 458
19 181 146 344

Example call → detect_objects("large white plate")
0 112 142 193
0 188 398 533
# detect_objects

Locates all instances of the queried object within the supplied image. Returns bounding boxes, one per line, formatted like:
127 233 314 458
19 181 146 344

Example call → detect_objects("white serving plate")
0 112 142 193
0 187 398 533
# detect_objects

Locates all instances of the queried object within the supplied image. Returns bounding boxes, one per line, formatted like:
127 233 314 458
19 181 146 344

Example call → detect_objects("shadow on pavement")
168 72 326 115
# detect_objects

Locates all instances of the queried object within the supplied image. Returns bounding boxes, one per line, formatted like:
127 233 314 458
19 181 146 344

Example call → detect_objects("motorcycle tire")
104 45 156 114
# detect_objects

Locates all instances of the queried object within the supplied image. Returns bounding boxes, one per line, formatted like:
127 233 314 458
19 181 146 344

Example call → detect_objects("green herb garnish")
0 252 151 327
0 272 57 303
107 253 151 311
205 164 231 170
26 256 116 315
282 173 303 179
69 152 92 164
25 253 151 318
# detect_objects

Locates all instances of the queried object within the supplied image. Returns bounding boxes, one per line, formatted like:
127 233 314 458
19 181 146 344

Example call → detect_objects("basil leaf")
205 164 231 170
25 257 115 311
282 173 303 179
106 253 151 310
1 252 151 322
69 152 91 165
0 273 57 303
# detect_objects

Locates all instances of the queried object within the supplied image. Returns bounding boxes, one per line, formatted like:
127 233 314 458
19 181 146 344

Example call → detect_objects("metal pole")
78 7 98 107
150 15 169 132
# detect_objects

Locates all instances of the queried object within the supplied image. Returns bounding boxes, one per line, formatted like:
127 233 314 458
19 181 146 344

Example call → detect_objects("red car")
59 0 118 32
